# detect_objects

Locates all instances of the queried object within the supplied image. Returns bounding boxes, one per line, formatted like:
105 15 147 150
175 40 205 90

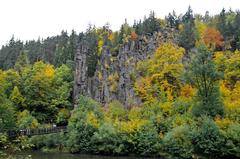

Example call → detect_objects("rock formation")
74 29 177 107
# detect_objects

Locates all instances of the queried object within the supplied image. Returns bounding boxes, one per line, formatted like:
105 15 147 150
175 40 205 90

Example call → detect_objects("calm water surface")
16 151 162 159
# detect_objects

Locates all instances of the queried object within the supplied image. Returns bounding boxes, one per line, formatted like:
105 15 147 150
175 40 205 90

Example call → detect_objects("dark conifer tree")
178 6 196 51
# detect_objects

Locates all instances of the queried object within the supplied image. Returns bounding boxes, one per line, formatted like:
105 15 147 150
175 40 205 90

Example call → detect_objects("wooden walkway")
6 126 67 138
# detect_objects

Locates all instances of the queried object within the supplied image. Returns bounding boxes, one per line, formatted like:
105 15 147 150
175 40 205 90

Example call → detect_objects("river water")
15 151 161 159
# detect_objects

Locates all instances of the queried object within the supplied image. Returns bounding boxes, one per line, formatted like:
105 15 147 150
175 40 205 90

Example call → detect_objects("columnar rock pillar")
73 41 88 108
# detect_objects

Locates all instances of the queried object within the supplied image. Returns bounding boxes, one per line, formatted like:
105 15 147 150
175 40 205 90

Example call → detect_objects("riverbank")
14 151 163 159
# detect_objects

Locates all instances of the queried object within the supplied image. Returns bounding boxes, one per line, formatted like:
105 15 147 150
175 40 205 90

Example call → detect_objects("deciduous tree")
134 42 184 103
186 44 224 117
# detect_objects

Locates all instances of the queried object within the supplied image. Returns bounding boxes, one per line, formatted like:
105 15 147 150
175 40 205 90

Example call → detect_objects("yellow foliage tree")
108 32 114 42
224 50 240 85
213 51 227 73
220 80 240 121
195 20 207 45
180 84 196 99
45 64 55 78
134 42 184 103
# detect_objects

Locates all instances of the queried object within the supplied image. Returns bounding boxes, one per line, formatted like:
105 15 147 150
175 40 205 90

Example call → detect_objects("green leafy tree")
186 44 224 117
66 96 103 153
16 110 39 129
22 61 56 122
0 96 15 131
52 64 73 110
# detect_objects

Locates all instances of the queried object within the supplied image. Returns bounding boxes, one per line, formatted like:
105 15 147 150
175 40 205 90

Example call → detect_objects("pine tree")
217 9 227 38
232 11 240 50
166 10 179 29
14 51 30 72
178 6 196 51
9 86 26 110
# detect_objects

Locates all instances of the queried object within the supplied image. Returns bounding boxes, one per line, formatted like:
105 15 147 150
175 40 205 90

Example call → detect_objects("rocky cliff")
74 29 177 107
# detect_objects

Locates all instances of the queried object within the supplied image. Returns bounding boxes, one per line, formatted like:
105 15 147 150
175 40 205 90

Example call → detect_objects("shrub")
66 122 96 153
173 98 192 114
75 95 103 117
17 110 39 129
0 133 8 154
162 125 193 159
170 113 194 129
28 135 47 149
44 134 63 149
66 96 103 153
221 123 240 158
192 117 225 158
128 106 143 120
56 108 70 126
91 122 126 155
108 73 119 92
29 133 64 150
141 102 169 134
106 100 126 121
132 123 161 156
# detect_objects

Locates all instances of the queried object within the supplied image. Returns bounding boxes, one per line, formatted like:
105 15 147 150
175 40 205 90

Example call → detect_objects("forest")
0 7 240 159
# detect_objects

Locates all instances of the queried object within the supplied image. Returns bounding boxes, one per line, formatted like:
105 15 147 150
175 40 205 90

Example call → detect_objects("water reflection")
17 151 162 159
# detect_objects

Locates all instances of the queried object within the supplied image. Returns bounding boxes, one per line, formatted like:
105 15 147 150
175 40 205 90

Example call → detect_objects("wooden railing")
6 126 67 138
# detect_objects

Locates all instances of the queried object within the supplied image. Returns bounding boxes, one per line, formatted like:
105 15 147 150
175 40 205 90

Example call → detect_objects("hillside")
0 8 240 159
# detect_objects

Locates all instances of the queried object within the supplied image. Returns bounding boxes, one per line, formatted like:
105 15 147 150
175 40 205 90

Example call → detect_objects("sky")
0 0 239 46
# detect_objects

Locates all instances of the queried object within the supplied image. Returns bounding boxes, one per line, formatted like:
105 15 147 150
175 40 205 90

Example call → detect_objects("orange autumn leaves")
203 27 224 50
195 21 224 50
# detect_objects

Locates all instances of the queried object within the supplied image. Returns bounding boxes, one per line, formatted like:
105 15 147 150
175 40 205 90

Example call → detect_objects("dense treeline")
1 8 240 71
1 7 240 159
0 30 78 70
